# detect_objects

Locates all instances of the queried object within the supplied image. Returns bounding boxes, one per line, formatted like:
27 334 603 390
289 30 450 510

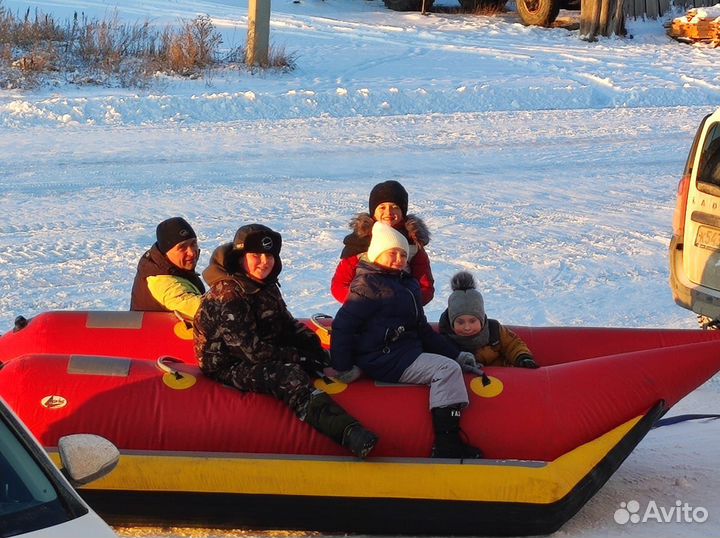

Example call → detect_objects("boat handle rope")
310 313 333 335
310 314 343 384
173 310 193 330
653 413 720 428
157 356 186 380
467 365 491 387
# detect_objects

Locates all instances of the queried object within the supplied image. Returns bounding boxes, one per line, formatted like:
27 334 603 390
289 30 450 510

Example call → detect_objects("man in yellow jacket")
130 217 205 319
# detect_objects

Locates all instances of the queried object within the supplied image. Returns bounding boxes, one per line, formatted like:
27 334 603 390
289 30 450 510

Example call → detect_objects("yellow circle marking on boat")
314 378 347 395
173 321 194 340
162 372 197 390
470 375 503 398
41 395 68 409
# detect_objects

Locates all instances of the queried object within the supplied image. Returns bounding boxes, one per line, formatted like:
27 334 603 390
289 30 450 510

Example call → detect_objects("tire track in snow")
0 108 702 330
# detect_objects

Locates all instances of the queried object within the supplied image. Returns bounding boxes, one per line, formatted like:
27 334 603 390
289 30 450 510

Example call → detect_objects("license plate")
695 225 720 250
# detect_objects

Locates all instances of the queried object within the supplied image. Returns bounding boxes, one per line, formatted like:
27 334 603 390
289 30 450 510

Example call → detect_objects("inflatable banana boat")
1 311 720 535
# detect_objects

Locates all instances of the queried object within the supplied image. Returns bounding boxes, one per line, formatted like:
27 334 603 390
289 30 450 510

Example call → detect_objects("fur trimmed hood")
340 212 430 259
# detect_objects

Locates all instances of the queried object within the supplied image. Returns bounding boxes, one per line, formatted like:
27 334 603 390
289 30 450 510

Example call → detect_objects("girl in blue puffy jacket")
330 221 483 460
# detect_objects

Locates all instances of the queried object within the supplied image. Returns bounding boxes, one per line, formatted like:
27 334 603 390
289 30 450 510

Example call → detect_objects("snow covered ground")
1 0 720 536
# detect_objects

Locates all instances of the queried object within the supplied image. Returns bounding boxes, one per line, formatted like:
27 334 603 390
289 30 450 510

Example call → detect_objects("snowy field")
1 0 720 536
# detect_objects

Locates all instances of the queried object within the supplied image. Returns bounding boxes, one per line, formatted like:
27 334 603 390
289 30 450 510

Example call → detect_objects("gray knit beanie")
447 271 486 325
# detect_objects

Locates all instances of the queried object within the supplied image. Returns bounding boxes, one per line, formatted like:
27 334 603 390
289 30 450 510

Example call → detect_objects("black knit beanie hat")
156 217 197 255
368 180 409 217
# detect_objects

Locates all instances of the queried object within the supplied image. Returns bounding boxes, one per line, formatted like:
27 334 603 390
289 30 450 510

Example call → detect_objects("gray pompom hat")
447 271 486 325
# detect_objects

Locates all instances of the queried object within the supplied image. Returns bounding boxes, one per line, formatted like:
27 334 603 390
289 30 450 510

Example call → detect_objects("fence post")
246 0 270 66
580 0 626 39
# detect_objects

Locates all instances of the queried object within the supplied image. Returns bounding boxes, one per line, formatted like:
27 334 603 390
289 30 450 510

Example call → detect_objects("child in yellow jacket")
438 271 539 369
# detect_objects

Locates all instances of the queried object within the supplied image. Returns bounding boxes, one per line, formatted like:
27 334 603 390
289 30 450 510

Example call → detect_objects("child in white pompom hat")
330 222 484 460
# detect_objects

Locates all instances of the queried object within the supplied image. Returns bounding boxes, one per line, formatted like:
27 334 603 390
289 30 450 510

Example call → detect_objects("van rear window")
698 123 720 188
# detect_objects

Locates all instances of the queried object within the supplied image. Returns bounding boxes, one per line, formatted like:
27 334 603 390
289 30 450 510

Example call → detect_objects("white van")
670 108 720 329
0 396 118 537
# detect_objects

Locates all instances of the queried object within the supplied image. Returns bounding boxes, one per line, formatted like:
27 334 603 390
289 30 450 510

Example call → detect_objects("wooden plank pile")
668 4 720 44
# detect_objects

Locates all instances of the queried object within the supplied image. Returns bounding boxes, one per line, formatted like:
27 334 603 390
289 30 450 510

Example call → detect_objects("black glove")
515 355 539 369
299 348 331 374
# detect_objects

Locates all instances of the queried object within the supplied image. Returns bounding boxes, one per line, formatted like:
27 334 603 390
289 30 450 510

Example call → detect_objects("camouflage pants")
214 360 315 419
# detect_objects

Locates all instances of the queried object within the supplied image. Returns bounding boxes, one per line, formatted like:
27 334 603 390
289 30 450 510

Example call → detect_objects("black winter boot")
342 423 378 459
305 391 378 458
431 406 483 460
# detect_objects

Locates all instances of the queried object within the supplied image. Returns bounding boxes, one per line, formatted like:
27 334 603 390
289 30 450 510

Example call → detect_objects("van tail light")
673 173 691 238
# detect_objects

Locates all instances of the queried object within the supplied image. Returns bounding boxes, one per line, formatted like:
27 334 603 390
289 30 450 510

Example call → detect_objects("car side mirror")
58 434 120 487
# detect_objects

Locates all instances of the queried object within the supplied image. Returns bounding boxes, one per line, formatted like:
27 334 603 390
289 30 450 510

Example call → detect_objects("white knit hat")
367 222 409 263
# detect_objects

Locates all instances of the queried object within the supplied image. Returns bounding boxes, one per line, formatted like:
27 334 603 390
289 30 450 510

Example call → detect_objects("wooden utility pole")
246 0 270 66
580 0 626 40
